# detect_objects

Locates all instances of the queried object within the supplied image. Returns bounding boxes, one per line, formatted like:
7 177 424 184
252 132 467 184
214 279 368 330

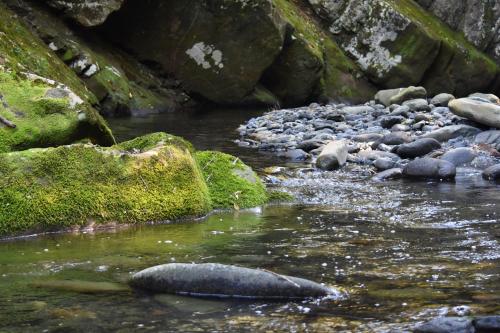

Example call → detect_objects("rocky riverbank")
238 87 500 182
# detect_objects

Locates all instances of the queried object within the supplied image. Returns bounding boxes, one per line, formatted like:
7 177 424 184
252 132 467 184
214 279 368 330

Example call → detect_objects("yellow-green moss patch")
195 151 268 210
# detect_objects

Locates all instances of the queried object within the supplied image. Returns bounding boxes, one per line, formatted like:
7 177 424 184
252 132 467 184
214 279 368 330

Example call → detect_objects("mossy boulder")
308 0 499 95
42 0 125 27
102 0 286 105
0 2 114 149
0 133 268 236
195 151 268 210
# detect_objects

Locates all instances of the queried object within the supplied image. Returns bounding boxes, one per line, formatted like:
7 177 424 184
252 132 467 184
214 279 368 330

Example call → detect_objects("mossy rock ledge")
0 132 268 236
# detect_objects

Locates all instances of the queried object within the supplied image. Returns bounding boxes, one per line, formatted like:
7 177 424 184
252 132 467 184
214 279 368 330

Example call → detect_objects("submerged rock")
449 98 500 128
403 158 456 179
372 168 403 181
473 316 500 332
414 317 474 333
130 263 336 299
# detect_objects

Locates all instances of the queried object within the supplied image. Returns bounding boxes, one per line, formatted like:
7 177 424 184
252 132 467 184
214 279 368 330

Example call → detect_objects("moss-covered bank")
0 1 114 150
0 133 268 236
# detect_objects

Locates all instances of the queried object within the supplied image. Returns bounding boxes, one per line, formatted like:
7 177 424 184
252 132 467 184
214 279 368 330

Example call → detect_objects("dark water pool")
0 109 499 332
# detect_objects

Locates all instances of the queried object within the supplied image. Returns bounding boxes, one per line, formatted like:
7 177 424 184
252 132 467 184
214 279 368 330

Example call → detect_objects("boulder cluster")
238 86 500 182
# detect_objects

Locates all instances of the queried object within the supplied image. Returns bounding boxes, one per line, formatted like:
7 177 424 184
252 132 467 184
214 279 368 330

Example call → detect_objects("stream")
0 108 499 332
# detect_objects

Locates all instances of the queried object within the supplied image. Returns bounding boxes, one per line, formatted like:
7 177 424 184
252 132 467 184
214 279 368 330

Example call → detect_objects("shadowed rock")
395 138 442 158
316 140 348 170
130 263 337 299
482 164 500 181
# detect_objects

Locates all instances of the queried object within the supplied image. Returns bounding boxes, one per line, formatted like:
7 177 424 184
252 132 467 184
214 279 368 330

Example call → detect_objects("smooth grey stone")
473 315 500 332
389 86 427 105
390 105 411 117
469 93 500 104
414 317 474 333
358 150 400 162
382 132 413 145
415 113 433 122
353 133 384 142
392 124 411 132
482 164 500 180
475 130 500 150
372 168 403 181
441 148 477 166
431 93 455 107
316 140 348 170
380 116 405 129
375 88 403 107
297 139 323 152
403 98 430 112
403 158 456 179
341 105 375 114
130 263 336 299
449 98 500 128
395 138 442 158
423 125 481 142
280 149 310 162
374 157 395 170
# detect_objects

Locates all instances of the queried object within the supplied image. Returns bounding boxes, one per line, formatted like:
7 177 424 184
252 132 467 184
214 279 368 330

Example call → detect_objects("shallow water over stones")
1 108 499 332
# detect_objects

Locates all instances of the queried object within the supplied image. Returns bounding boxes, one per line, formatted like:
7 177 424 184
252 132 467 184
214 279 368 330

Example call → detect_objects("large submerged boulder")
130 263 336 299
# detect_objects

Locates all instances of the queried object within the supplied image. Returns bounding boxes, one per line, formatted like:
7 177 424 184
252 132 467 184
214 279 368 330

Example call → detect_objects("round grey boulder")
430 93 455 107
449 98 500 128
403 158 456 179
440 148 477 167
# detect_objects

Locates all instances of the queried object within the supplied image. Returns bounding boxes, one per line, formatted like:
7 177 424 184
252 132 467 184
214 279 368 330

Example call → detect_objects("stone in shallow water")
482 164 500 181
441 148 477 167
316 140 348 170
403 158 456 179
414 317 474 333
422 125 481 142
431 93 455 107
130 263 336 299
395 138 442 158
475 130 500 150
473 315 500 332
372 168 403 181
449 98 500 128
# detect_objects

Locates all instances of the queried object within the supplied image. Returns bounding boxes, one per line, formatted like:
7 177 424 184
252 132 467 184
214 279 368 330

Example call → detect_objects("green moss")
116 132 194 153
0 133 212 235
195 151 268 209
267 190 295 203
0 71 113 153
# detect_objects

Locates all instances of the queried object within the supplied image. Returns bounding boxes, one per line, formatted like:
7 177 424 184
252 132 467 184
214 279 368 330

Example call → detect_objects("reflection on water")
0 110 499 332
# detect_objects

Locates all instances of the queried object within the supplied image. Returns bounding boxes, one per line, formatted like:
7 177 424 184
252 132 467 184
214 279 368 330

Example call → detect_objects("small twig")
0 115 16 128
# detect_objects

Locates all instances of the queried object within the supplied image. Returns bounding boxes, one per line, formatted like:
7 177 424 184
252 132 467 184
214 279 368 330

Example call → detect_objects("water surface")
0 109 499 332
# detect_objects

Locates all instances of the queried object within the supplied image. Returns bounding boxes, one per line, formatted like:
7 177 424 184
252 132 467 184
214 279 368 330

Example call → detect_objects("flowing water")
1 108 499 332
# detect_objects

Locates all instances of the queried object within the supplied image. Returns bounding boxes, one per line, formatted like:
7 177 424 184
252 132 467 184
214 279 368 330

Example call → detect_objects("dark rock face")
103 0 286 105
414 317 474 333
130 263 335 299
395 138 442 158
403 158 456 179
